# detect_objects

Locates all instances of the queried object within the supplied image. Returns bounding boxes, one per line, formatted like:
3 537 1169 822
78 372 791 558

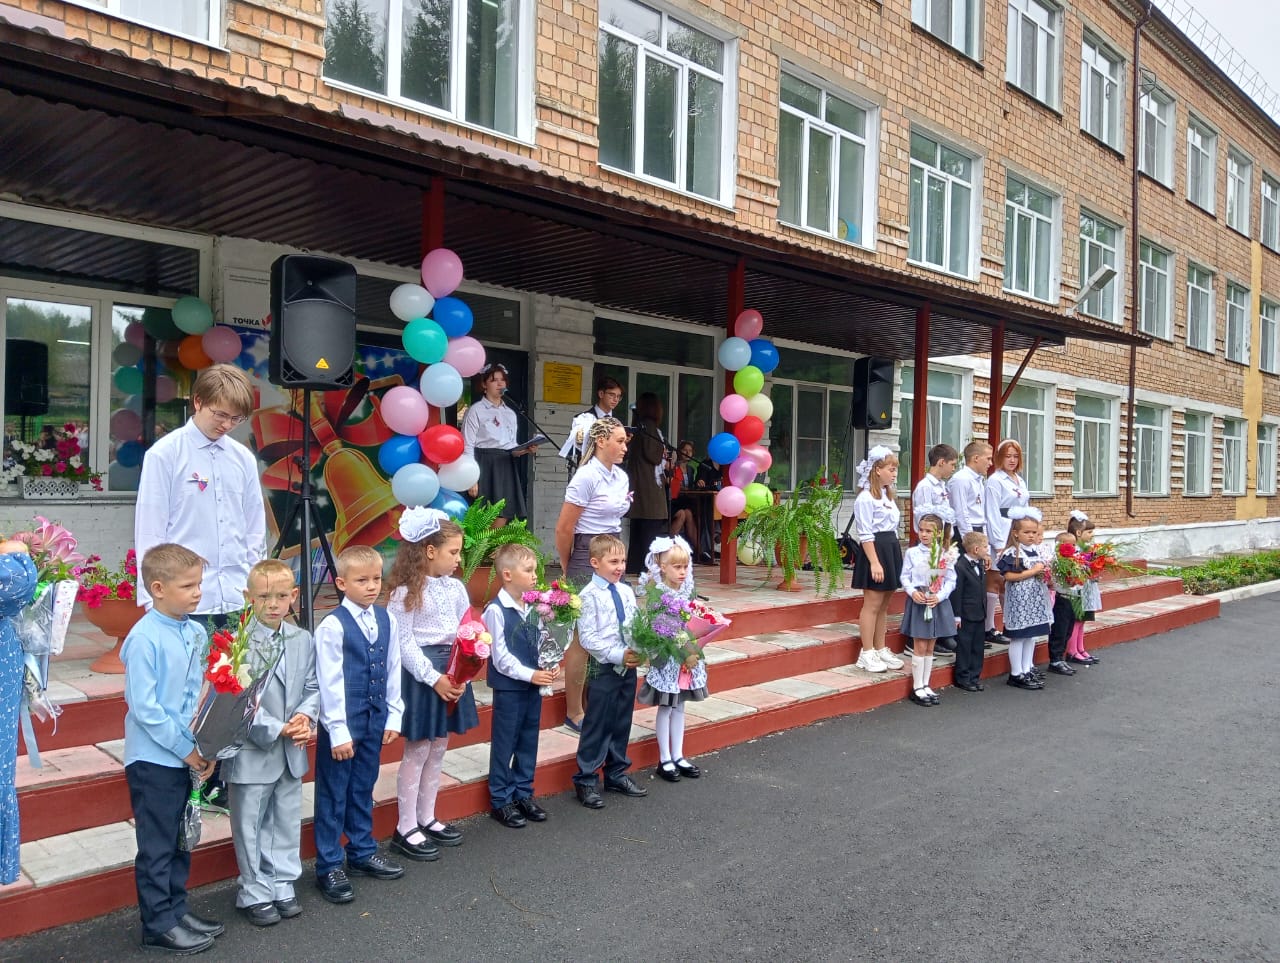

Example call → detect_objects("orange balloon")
177 334 212 371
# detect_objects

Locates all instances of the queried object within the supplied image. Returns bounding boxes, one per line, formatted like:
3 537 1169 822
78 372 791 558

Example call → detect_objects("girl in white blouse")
983 439 1029 644
461 363 534 523
851 446 906 674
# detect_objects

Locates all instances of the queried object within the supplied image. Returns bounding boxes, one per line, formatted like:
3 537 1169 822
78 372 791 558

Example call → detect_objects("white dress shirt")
386 577 470 688
947 465 986 536
854 490 901 542
314 597 404 746
575 574 637 666
564 457 631 534
134 418 266 612
461 397 518 455
558 405 611 461
483 589 536 684
984 470 1029 554
899 543 957 600
912 473 951 514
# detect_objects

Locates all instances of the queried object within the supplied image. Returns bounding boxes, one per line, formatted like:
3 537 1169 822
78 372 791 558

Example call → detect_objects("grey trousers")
229 776 303 907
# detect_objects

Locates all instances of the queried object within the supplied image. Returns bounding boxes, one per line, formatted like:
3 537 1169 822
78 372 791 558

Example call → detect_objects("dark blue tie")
607 582 626 625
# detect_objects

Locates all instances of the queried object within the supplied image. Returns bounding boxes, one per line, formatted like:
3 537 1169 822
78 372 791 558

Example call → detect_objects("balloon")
430 487 469 520
380 385 432 436
391 462 440 507
746 393 774 422
420 363 464 407
122 394 143 414
733 415 765 446
155 375 178 404
202 325 242 364
115 440 145 469
437 453 480 492
389 283 435 324
172 296 214 335
177 334 212 370
715 485 746 517
109 408 143 442
733 365 764 398
706 432 741 465
419 424 465 465
442 335 486 378
741 442 773 473
402 318 448 365
734 309 764 340
743 482 773 514
737 539 764 565
719 393 749 423
421 248 464 298
124 321 147 350
377 434 422 476
108 460 142 490
749 338 780 374
142 306 181 340
113 366 144 395
432 297 474 338
112 342 142 368
728 457 759 488
157 340 182 368
717 336 752 371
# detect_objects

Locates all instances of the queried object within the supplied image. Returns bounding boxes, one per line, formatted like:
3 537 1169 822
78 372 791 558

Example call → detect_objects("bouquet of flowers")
624 583 697 676
685 598 731 645
922 535 959 622
73 549 137 608
1051 542 1091 617
11 516 82 657
522 579 581 696
444 616 491 710
2 424 103 489
1077 539 1133 578
192 606 284 760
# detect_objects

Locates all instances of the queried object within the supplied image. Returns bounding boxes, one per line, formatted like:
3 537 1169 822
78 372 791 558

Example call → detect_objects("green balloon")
114 365 144 395
733 365 765 399
743 482 773 514
402 317 448 365
142 306 182 340
172 296 214 335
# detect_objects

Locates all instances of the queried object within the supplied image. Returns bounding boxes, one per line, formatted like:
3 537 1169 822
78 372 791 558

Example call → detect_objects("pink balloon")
443 336 486 378
156 375 178 404
124 321 147 350
421 248 464 299
741 443 772 473
728 457 759 488
380 385 431 436
715 485 746 518
734 309 764 340
719 393 749 423
109 407 143 442
201 325 242 364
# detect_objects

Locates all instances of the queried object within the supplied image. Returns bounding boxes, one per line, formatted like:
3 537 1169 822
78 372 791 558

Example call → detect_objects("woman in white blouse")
983 439 1030 644
850 445 906 674
460 363 535 525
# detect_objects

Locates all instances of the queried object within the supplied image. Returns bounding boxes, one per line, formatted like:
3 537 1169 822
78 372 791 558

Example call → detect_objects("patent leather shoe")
490 802 527 828
1048 660 1077 676
178 913 223 938
390 829 440 861
985 630 1012 645
516 798 548 821
575 783 605 809
954 682 981 692
657 762 681 782
140 925 213 955
423 820 464 846
346 853 404 880
604 774 648 797
674 758 701 778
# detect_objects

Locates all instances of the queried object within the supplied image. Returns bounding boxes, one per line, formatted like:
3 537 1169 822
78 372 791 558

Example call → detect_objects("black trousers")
574 665 637 787
1048 596 1076 663
126 761 192 936
953 619 986 687
489 686 543 808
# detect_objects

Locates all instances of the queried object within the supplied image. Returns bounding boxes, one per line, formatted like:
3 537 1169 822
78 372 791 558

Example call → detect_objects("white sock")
1019 640 1035 675
924 656 935 692
655 706 673 763
911 658 925 689
985 594 999 632
669 704 687 760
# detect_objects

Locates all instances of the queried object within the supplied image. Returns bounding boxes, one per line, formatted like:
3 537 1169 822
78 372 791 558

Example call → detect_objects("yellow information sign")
543 361 583 405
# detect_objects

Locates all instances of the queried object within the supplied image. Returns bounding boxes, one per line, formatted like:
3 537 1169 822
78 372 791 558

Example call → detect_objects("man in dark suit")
950 531 990 692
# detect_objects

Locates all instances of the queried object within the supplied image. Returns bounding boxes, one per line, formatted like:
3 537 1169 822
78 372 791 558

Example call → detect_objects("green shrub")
1166 550 1280 594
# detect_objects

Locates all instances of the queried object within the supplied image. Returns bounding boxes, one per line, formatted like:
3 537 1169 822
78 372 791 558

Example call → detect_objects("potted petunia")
74 548 141 673
3 424 103 498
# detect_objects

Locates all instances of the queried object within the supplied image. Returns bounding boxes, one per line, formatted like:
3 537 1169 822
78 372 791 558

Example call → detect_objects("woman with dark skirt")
851 445 906 675
625 392 670 575
461 363 535 525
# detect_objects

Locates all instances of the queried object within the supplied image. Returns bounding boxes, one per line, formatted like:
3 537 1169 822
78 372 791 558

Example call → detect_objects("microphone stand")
500 389 565 454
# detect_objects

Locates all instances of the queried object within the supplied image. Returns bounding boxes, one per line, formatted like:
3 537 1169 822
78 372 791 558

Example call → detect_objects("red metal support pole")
422 179 447 429
909 304 930 545
720 257 746 585
988 321 1005 449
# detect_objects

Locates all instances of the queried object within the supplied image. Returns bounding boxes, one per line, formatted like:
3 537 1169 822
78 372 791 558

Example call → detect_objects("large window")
1080 34 1122 150
1138 240 1171 339
913 0 981 58
766 348 858 493
1222 417 1246 495
1134 404 1168 496
1003 175 1056 302
1258 423 1277 496
1006 0 1059 107
778 71 874 246
68 0 219 42
322 0 526 137
896 365 965 486
908 130 975 276
1226 282 1250 365
1227 149 1253 235
1000 381 1050 494
598 0 730 202
1073 393 1114 495
1182 410 1210 496
1079 209 1121 323
1186 263 1215 354
1187 117 1217 212
1262 174 1279 252
1262 299 1279 375
1138 87 1174 186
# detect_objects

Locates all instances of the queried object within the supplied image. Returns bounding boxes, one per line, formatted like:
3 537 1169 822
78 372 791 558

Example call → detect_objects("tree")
324 0 387 93
400 0 453 109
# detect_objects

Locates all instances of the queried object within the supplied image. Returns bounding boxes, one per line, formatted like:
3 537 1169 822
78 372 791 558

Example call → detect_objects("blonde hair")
963 441 992 463
493 543 538 576
247 558 295 588
961 531 988 555
589 533 626 560
868 453 898 500
191 364 255 416
335 544 383 579
141 543 205 589
658 542 690 567
1004 515 1039 549
581 416 626 466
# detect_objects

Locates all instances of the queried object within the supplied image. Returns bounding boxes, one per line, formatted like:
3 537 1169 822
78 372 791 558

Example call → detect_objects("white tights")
396 736 448 836
655 704 687 764
1009 638 1037 676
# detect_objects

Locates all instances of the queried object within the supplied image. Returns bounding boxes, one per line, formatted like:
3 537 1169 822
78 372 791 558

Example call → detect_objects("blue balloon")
749 338 780 374
430 487 469 521
707 432 742 465
116 440 145 469
378 434 422 476
432 296 474 339
390 462 440 507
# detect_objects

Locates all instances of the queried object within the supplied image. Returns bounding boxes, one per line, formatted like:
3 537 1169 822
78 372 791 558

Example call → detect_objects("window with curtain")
1138 240 1171 339
1080 33 1123 149
896 365 965 487
1186 263 1215 353
1187 117 1217 212
1222 417 1246 495
1073 394 1114 495
1227 149 1253 235
1226 283 1250 364
908 130 975 277
914 0 981 58
1005 0 1058 107
1139 87 1174 185
1003 174 1056 302
1182 410 1210 495
1000 382 1049 494
1079 210 1121 323
1134 404 1168 495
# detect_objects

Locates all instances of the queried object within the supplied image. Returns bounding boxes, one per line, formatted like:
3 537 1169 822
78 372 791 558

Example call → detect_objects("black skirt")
401 645 480 742
474 447 527 520
851 531 903 591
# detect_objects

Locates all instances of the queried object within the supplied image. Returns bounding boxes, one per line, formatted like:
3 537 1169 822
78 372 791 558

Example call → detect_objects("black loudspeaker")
5 339 49 416
852 356 894 430
269 255 357 389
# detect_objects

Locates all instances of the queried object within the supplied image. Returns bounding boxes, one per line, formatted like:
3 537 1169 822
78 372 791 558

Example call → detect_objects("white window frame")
1073 393 1117 496
908 130 978 278
1003 174 1058 303
1227 148 1253 235
897 364 969 490
1080 32 1123 150
1138 239 1172 340
1187 116 1217 213
1222 417 1246 496
1000 381 1053 496
1257 423 1277 496
65 0 221 44
1226 282 1251 365
1262 173 1280 252
1261 298 1279 375
913 0 983 59
1138 86 1174 186
1182 410 1211 496
1186 263 1215 354
1133 403 1169 496
1006 0 1060 108
1079 209 1122 324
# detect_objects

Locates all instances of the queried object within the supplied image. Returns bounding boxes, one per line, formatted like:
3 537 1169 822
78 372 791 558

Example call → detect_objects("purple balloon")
421 248 464 299
719 394 749 424
380 385 431 436
124 321 147 350
109 408 143 442
443 336 486 378
202 325 242 364
728 457 759 488
715 485 747 518
156 375 178 404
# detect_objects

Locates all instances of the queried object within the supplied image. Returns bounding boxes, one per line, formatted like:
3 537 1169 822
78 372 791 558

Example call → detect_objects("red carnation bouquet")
192 605 283 759
1051 542 1091 617
444 614 491 712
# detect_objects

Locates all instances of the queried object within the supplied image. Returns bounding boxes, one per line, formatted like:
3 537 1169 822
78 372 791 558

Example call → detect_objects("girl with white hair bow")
995 505 1052 689
850 445 906 674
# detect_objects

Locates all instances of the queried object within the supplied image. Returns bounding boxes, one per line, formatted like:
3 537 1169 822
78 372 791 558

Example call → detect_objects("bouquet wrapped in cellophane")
522 579 581 696
192 606 283 761
444 616 491 712
623 583 698 676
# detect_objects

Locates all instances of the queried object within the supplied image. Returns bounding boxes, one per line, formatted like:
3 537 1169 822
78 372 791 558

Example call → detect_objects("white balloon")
419 362 464 407
389 283 435 323
437 453 480 491
718 336 752 371
746 392 773 422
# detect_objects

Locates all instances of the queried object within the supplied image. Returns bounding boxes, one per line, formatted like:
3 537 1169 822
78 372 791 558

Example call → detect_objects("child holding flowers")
1066 511 1103 665
997 508 1053 690
899 508 957 706
636 536 707 781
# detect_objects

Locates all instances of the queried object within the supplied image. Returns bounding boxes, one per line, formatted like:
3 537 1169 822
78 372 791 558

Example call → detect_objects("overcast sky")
1180 0 1280 107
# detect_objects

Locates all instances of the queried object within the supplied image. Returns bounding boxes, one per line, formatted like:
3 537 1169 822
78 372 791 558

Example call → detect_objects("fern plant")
457 498 545 586
731 469 845 596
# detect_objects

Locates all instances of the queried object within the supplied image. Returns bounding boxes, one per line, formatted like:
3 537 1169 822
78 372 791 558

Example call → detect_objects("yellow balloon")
737 540 764 565
746 392 773 422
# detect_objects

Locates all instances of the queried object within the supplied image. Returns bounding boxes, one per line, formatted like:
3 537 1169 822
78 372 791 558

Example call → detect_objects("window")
322 0 527 138
1138 87 1174 185
1227 150 1253 234
69 0 219 42
1262 299 1279 375
1187 117 1217 212
1006 0 1059 107
1222 418 1246 495
1004 175 1056 302
896 365 965 486
1079 210 1121 323
914 0 981 58
1182 410 1210 495
767 348 859 492
1073 393 1114 495
1000 382 1050 494
1262 174 1279 252
778 71 874 246
1186 263 1215 353
1226 282 1250 364
1080 34 1122 149
598 0 730 202
1133 404 1168 495
1258 424 1277 496
908 131 975 276
1138 240 1171 339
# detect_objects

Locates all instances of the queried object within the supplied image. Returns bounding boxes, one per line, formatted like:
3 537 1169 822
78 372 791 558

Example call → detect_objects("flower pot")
22 476 81 500
465 566 496 609
774 535 808 591
83 598 145 674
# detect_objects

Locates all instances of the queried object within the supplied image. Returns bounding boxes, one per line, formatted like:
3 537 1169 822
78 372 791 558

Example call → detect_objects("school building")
1 0 1278 567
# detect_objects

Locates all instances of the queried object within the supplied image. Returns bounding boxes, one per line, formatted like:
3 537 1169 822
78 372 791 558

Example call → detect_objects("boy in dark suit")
950 532 990 692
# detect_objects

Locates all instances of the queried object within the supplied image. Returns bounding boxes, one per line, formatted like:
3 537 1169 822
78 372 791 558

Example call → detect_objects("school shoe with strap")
877 648 905 670
856 649 887 673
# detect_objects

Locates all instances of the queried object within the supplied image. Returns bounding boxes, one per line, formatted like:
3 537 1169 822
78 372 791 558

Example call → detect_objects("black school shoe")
316 869 355 904
1048 660 1077 675
347 853 404 880
516 798 548 822
140 924 213 955
575 783 605 809
390 829 440 862
273 897 302 919
674 758 701 778
238 903 280 927
422 821 464 847
604 774 648 797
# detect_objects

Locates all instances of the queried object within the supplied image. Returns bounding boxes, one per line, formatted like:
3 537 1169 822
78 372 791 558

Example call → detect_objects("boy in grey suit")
224 560 319 926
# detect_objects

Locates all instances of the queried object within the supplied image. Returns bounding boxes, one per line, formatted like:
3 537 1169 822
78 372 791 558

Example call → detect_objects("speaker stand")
272 388 340 633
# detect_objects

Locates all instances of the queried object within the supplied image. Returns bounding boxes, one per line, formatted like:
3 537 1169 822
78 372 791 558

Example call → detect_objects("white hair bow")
399 506 448 543
855 444 895 490
913 503 955 531
1070 509 1090 523
1007 505 1042 523
638 535 694 596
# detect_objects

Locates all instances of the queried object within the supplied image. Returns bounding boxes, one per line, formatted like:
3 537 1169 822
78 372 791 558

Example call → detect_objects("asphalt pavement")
7 595 1280 962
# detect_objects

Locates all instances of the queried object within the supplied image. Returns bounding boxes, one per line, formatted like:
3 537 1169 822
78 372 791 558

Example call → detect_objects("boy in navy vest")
312 545 404 904
483 544 560 828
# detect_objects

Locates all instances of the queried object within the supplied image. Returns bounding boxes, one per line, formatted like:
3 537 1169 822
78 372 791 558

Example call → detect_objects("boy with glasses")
560 376 624 472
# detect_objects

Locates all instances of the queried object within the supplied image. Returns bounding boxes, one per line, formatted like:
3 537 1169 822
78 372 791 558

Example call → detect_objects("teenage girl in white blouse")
461 364 535 524
984 439 1030 644
851 446 906 675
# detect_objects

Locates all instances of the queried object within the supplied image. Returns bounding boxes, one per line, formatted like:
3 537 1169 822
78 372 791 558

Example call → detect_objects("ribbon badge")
191 473 208 492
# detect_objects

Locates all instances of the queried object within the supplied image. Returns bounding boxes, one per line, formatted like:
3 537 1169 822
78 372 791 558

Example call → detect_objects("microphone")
500 387 508 394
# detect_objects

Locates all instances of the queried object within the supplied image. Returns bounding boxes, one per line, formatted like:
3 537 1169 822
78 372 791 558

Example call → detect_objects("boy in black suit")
950 532 989 692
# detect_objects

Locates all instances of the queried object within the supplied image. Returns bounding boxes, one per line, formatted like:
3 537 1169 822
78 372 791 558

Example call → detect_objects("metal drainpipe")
1126 1 1155 518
